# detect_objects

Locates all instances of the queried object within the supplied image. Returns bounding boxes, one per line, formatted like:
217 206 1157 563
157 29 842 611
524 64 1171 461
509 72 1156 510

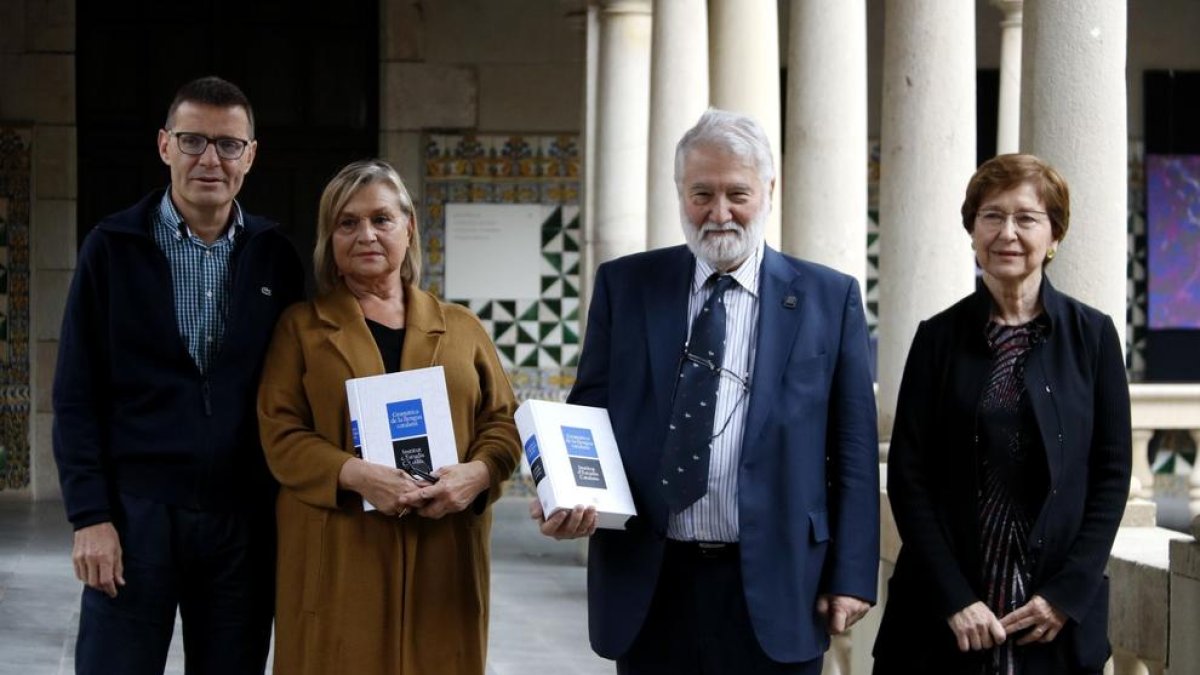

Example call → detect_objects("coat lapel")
644 247 694 424
314 284 384 378
313 282 446 377
741 247 805 454
399 282 447 371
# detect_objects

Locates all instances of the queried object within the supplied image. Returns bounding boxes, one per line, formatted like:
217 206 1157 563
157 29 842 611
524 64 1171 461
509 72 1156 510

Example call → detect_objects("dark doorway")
976 69 999 165
76 0 380 287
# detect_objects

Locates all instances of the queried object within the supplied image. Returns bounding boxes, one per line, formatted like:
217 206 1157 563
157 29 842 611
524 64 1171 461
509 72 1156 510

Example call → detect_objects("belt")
666 540 740 560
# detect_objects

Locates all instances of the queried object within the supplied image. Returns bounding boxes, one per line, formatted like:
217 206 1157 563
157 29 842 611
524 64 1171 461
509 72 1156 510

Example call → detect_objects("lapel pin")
783 295 797 309
261 286 273 297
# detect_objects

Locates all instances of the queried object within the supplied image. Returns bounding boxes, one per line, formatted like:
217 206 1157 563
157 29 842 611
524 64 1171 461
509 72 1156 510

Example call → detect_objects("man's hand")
816 594 870 635
1000 594 1066 645
72 522 125 598
413 461 491 519
947 601 1006 652
530 500 597 539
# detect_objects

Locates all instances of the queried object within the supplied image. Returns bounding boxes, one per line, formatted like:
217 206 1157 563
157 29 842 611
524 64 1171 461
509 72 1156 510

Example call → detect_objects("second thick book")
516 400 636 530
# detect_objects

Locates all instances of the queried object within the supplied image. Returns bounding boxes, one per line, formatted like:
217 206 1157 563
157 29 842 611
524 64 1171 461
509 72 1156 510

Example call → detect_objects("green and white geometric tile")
866 209 880 336
1126 140 1147 380
449 204 582 370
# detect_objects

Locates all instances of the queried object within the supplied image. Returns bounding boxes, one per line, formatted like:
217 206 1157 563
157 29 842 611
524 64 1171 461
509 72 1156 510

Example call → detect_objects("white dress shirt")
666 241 762 542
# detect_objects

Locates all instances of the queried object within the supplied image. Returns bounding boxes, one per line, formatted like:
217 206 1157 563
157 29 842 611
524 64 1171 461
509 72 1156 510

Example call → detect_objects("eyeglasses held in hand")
398 454 439 484
166 130 251 160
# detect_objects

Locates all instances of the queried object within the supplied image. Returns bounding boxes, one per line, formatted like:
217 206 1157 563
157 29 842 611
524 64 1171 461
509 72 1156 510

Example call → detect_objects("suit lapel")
645 247 694 424
742 247 805 454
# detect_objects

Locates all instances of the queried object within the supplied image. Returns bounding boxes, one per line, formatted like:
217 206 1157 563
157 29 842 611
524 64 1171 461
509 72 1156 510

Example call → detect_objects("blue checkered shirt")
151 190 243 373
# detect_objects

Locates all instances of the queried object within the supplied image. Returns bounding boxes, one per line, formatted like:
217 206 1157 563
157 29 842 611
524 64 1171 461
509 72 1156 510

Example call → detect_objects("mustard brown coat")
258 282 521 675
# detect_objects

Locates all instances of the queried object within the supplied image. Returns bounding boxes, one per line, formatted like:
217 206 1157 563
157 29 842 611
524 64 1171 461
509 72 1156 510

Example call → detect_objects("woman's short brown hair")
313 159 421 295
961 153 1070 243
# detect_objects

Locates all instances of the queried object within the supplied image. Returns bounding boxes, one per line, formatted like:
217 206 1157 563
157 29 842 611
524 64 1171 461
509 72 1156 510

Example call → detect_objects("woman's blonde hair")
313 159 422 295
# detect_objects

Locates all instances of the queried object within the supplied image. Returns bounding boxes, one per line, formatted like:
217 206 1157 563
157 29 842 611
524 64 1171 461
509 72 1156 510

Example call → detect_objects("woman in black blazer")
873 154 1131 674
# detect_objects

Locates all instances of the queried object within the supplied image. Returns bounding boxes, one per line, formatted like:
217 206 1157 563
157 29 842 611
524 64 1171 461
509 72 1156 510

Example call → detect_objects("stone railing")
1169 521 1200 675
1128 383 1200 522
1106 522 1193 674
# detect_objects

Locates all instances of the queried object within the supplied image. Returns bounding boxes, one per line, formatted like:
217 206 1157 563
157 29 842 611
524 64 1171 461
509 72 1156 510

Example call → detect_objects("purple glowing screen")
1147 155 1200 329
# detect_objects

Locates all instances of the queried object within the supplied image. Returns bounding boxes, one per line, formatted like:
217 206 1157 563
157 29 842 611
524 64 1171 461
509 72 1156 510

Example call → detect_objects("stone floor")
0 497 613 675
4 491 1192 675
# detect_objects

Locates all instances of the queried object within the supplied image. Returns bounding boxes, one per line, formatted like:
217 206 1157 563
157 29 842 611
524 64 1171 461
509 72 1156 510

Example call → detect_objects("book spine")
345 378 375 512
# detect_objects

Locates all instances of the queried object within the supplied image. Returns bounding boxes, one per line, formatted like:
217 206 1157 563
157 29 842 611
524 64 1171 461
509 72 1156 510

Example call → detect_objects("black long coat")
873 278 1131 674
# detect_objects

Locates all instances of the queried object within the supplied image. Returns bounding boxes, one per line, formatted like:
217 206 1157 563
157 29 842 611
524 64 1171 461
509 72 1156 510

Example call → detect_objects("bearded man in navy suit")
533 109 880 674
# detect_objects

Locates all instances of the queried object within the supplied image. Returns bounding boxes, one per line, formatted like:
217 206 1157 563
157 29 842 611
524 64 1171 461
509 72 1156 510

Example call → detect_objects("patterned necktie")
659 274 736 513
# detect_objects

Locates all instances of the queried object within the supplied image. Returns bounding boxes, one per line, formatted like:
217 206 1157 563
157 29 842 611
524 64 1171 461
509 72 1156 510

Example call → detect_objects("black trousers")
75 492 274 675
617 541 824 675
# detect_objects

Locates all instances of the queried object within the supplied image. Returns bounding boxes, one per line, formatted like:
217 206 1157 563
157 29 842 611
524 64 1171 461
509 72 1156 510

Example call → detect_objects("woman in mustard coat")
258 159 521 674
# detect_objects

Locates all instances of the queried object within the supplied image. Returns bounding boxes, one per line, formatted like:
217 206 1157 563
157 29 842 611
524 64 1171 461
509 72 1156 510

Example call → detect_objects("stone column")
590 0 653 270
783 0 867 290
708 0 782 248
1020 0 1128 343
877 1 978 439
992 0 1024 154
646 0 708 250
580 3 601 318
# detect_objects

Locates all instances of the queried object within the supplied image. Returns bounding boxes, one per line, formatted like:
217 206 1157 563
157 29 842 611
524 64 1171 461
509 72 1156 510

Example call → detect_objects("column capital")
561 0 588 32
990 0 1023 26
594 0 651 15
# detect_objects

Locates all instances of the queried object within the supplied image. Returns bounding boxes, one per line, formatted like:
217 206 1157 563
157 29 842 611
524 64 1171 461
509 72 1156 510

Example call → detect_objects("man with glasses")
53 76 304 674
534 109 879 674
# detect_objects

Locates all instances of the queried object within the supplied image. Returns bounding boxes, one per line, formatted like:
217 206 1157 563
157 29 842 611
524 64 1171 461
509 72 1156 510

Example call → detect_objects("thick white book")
346 366 459 511
515 400 636 530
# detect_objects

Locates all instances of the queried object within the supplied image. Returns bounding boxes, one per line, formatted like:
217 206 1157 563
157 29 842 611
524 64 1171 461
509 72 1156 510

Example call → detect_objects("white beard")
681 204 768 270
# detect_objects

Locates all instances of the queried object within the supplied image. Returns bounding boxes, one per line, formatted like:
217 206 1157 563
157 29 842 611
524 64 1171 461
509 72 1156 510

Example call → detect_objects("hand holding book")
338 458 432 517
412 460 491 519
529 500 598 540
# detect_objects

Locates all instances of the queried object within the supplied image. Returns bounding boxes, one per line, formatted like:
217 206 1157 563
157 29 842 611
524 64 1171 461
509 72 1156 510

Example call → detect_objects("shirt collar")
156 188 244 243
691 239 764 297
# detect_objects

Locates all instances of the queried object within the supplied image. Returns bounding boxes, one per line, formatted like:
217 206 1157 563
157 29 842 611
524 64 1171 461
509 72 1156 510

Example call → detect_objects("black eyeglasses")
672 345 751 442
398 453 439 484
166 130 251 160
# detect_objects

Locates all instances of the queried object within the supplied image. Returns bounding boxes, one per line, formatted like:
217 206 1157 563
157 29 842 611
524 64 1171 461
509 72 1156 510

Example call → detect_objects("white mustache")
700 221 742 234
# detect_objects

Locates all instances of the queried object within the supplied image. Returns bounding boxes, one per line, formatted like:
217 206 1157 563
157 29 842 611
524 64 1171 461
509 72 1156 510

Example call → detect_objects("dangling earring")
1046 248 1056 261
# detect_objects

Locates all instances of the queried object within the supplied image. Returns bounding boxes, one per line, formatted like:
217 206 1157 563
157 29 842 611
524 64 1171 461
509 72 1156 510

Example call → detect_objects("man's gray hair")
674 108 775 188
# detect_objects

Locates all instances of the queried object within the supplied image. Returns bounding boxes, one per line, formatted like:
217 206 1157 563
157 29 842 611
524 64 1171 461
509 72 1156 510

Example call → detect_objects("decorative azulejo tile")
1127 140 1147 380
0 127 32 492
427 133 581 400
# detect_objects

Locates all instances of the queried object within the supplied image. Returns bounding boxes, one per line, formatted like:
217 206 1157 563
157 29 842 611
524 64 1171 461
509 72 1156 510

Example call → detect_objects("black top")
366 318 406 373
976 318 1050 674
978 318 1050 523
